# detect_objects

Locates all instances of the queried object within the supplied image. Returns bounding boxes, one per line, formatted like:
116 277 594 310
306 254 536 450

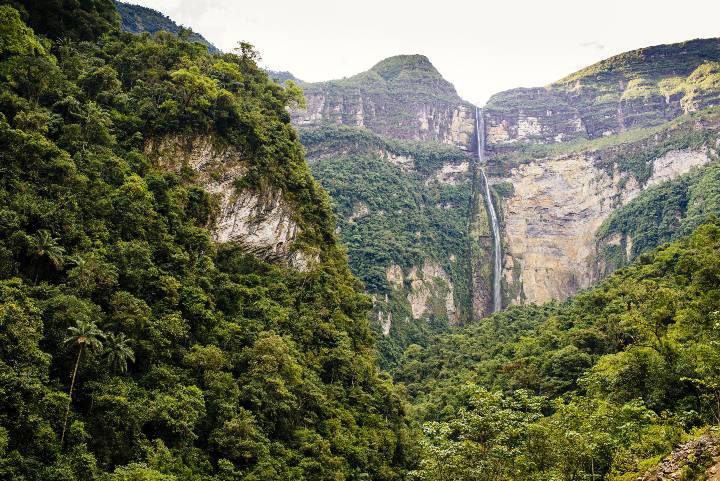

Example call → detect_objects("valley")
0 1 719 480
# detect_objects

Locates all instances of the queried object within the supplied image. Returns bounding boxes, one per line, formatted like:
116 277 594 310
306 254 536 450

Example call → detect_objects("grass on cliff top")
554 37 720 87
300 124 470 174
300 55 461 102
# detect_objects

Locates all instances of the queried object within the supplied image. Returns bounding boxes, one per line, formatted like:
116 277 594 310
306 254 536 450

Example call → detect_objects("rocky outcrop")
639 432 719 481
485 88 587 146
292 55 476 151
426 161 470 185
646 148 710 187
380 150 415 172
486 39 720 151
385 262 458 326
145 136 314 270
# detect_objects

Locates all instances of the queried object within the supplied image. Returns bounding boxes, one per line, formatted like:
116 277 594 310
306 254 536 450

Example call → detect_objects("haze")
124 0 720 104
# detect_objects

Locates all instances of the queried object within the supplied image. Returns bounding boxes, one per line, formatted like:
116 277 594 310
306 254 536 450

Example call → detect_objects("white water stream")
475 107 502 312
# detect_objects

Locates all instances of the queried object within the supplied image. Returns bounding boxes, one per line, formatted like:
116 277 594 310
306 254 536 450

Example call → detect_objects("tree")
60 319 105 447
104 332 135 374
29 229 65 282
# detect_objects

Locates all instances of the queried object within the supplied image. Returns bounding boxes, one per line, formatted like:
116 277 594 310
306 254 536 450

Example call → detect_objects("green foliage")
302 125 472 367
596 155 720 273
2 0 118 41
397 221 720 480
114 0 219 53
0 5 409 479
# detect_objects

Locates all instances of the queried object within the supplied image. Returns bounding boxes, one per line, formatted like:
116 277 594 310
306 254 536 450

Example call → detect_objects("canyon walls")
294 39 720 334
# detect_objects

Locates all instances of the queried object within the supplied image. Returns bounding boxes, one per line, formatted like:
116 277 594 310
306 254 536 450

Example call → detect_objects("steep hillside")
485 38 720 145
301 125 476 366
292 55 476 150
397 220 720 481
115 1 220 52
295 41 720 342
0 3 409 479
482 38 720 308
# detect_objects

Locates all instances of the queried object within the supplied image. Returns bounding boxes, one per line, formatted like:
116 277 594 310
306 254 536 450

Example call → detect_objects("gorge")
3 1 720 479
291 41 720 338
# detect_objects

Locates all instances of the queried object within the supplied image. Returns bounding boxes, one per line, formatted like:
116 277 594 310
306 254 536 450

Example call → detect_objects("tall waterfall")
476 107 502 313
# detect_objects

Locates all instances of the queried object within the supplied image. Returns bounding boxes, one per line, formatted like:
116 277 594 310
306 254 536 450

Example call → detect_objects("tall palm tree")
30 229 65 282
60 319 105 447
104 332 135 374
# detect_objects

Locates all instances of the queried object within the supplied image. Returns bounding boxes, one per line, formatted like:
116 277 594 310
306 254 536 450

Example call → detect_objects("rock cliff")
485 38 720 149
483 38 720 307
496 123 718 304
145 136 315 270
298 38 720 331
292 55 476 150
639 432 720 481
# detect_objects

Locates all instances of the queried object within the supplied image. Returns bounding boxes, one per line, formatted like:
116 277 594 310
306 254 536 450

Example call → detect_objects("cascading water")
475 107 502 313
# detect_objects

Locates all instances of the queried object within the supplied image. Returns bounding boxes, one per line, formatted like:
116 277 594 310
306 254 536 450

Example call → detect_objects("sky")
125 0 720 104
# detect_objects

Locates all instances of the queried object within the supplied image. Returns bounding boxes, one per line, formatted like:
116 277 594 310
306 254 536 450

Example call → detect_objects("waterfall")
476 107 502 313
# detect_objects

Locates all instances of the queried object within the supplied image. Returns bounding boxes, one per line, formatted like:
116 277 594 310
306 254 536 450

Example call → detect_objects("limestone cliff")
638 431 720 481
145 136 315 270
495 118 718 304
297 38 720 330
483 37 720 307
485 38 720 149
292 55 476 151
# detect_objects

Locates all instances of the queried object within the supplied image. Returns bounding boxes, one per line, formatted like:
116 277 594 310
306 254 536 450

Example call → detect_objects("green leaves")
0 6 410 479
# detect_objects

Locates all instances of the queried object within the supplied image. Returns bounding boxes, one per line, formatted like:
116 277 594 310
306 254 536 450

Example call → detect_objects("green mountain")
292 54 476 149
295 40 720 347
397 219 720 480
291 46 720 478
115 1 220 53
0 2 409 479
3 1 720 479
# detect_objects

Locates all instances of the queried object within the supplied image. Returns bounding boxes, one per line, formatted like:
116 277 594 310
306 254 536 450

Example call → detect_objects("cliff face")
298 39 720 331
497 125 718 305
301 125 473 341
292 55 476 151
486 39 720 148
145 136 315 270
484 38 720 307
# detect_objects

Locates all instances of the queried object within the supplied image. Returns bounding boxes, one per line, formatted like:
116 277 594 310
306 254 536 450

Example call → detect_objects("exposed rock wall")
639 432 719 481
295 95 476 150
145 136 313 270
385 261 458 325
486 39 720 150
292 55 477 151
498 146 712 305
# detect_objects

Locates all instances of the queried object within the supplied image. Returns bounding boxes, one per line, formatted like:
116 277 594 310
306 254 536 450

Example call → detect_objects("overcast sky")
125 0 720 104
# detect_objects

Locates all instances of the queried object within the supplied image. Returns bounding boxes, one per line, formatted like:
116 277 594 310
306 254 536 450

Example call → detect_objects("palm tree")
30 229 65 282
60 319 105 447
104 332 135 374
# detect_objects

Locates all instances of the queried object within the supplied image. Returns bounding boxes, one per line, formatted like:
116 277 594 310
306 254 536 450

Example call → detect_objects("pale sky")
124 0 720 104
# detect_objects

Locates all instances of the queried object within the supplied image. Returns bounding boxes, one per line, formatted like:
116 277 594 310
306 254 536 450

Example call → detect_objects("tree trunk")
60 343 84 448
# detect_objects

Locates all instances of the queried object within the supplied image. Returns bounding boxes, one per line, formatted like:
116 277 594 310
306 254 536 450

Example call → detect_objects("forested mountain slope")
398 220 720 480
0 2 409 479
294 40 720 347
114 1 219 52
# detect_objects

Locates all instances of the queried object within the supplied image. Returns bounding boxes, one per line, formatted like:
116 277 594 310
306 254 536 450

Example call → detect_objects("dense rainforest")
0 1 410 479
400 220 720 480
2 1 720 480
